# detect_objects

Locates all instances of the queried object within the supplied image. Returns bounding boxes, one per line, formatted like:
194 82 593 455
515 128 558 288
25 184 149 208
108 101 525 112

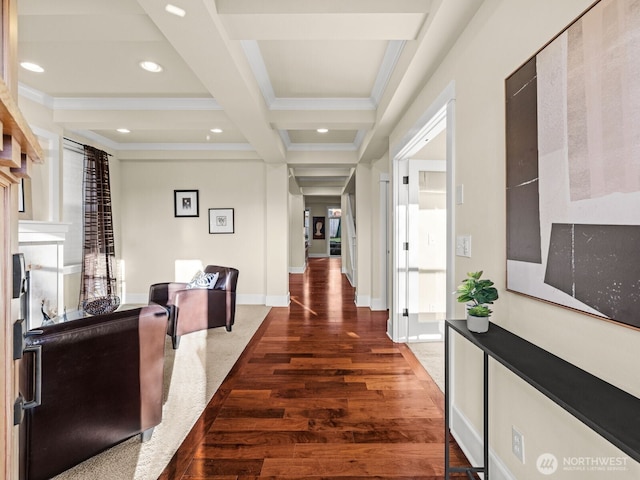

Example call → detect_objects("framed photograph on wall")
312 216 325 239
505 0 640 330
174 190 199 217
209 208 234 234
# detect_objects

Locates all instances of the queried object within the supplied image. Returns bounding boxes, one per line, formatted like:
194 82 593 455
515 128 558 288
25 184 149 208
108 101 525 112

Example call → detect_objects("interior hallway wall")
355 163 372 307
389 0 640 478
288 191 306 273
370 154 390 311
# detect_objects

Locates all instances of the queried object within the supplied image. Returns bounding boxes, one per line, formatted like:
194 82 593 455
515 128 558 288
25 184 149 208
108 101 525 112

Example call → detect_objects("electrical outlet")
512 426 525 463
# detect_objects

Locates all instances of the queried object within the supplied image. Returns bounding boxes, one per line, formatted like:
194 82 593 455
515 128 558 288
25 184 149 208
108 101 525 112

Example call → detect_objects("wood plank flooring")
159 257 470 479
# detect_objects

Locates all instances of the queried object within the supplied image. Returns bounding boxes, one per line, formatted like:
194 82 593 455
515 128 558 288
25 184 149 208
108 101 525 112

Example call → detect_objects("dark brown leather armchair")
148 265 239 349
18 304 169 480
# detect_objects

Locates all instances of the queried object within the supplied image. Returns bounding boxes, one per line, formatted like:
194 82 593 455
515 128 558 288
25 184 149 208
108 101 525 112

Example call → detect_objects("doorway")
327 207 341 256
388 83 455 343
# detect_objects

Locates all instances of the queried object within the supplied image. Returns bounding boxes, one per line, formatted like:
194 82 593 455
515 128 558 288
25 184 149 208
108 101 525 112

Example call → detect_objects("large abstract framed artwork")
506 0 640 330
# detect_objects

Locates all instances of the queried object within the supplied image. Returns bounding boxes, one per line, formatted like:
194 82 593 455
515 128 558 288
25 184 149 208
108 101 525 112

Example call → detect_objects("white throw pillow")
186 271 219 289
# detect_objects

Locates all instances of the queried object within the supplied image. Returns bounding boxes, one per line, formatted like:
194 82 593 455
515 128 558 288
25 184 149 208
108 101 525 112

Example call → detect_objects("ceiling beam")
286 150 358 165
216 0 433 15
269 110 375 131
292 167 353 177
137 0 286 163
300 186 345 196
358 0 484 162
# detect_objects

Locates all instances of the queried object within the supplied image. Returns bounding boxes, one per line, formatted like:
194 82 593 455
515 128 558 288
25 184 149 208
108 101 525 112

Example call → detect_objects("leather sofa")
149 265 239 349
18 304 169 480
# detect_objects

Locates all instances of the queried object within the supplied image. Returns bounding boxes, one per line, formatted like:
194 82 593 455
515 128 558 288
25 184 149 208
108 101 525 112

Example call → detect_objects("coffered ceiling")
17 0 483 196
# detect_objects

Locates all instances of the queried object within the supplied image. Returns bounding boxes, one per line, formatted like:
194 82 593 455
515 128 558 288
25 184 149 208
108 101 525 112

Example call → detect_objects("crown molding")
68 129 253 152
19 83 55 109
279 129 364 151
270 97 376 111
287 142 358 152
54 97 222 111
19 84 222 111
118 142 254 151
371 40 405 105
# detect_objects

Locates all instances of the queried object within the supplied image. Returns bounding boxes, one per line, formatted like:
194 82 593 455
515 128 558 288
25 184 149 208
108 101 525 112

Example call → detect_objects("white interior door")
407 161 447 342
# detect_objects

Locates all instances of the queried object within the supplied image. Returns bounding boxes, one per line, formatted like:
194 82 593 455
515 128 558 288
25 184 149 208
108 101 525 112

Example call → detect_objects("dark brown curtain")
78 145 116 307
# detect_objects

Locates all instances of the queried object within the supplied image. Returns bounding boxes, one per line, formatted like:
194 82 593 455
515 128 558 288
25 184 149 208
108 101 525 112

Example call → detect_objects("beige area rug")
409 341 445 392
53 305 271 480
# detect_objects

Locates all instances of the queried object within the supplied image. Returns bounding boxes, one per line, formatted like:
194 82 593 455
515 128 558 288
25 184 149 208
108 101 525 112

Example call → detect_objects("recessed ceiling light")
210 128 223 133
139 61 163 73
317 128 329 134
20 62 44 73
165 4 186 17
116 128 130 133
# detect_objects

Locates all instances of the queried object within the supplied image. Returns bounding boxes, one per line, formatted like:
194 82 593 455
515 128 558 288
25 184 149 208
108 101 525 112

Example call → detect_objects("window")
62 146 84 266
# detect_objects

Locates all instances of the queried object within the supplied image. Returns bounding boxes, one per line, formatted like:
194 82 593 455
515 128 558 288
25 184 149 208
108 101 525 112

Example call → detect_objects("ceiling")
17 0 483 197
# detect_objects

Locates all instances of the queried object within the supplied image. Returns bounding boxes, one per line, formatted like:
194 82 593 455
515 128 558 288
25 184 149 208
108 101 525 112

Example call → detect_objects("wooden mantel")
0 76 43 177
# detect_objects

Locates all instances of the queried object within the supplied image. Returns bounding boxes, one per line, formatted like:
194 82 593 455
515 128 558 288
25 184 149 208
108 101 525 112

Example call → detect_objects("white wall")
391 0 640 478
120 159 272 305
264 163 290 306
355 163 372 306
288 192 306 273
370 154 390 311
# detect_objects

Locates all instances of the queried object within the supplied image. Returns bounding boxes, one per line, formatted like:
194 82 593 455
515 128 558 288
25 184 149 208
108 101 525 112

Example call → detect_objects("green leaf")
456 271 499 307
468 305 492 317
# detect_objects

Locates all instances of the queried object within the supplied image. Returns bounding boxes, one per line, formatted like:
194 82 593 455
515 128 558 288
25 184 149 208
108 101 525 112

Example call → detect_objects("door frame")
388 82 456 343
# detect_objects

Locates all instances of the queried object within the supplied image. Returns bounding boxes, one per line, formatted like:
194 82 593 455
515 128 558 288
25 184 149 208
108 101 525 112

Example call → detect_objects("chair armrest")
148 282 188 306
170 288 236 338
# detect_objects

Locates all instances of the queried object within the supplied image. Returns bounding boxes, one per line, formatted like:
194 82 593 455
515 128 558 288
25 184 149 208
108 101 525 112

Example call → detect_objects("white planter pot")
466 314 490 333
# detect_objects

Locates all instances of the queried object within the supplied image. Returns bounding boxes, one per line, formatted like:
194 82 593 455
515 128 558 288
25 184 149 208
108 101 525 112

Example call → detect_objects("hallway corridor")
159 257 468 479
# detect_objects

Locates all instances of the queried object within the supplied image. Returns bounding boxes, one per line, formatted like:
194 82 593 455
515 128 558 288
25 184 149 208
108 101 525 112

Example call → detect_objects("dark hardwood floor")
159 257 469 479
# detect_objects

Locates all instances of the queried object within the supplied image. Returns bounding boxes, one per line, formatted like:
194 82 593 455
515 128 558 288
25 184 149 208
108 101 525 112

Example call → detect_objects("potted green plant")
456 271 498 333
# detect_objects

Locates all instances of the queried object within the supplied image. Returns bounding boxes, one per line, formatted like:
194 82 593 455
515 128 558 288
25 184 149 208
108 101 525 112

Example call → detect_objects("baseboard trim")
289 264 306 274
370 297 387 311
265 293 290 307
126 293 148 304
345 272 355 287
237 294 266 305
450 404 515 480
355 294 370 308
129 292 271 307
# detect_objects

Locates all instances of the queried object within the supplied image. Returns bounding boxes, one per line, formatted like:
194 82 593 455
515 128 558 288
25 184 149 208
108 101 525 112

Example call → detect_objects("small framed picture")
209 208 234 234
174 190 199 217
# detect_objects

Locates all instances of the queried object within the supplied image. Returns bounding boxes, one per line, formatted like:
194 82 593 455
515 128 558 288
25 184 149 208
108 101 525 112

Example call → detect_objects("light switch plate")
455 235 471 257
456 184 464 205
